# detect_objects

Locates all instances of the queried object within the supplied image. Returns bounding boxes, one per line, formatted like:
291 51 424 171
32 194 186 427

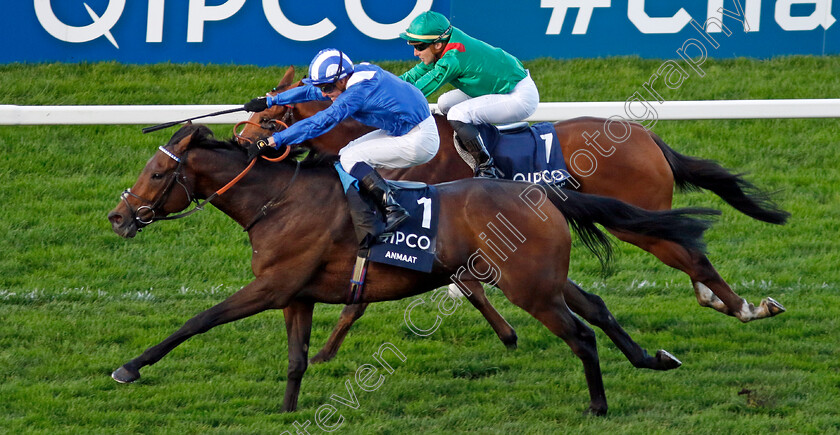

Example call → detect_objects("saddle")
478 122 571 185
335 169 440 304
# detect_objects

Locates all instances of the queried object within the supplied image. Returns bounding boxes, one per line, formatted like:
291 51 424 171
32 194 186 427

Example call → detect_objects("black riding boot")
359 169 409 233
450 120 503 179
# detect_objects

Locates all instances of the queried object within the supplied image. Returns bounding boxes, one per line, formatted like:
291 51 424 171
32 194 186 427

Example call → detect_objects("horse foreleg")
563 280 680 370
112 278 280 384
455 282 518 349
282 300 315 412
613 230 785 322
310 303 369 364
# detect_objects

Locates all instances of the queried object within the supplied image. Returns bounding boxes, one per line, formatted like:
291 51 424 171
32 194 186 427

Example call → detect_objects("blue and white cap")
302 49 354 86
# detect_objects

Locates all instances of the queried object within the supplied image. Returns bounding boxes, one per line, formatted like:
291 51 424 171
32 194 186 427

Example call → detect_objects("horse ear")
279 66 295 88
173 127 200 155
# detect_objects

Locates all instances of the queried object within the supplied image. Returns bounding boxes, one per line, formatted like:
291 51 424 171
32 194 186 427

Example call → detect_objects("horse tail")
650 132 790 225
545 187 720 268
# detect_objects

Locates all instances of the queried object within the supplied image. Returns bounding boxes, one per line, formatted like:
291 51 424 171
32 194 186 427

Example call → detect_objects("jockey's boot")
450 120 503 179
464 135 503 179
359 169 409 233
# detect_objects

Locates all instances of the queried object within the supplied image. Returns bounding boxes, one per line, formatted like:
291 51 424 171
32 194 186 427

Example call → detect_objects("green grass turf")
1 57 839 433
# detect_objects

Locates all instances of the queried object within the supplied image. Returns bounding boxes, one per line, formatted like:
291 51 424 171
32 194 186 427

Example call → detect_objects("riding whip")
142 107 247 134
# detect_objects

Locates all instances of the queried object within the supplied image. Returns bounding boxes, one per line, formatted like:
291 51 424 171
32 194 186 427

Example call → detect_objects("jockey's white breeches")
338 115 439 172
437 71 539 124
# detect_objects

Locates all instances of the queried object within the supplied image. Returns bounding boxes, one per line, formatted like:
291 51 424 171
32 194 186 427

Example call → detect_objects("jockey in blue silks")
244 49 439 233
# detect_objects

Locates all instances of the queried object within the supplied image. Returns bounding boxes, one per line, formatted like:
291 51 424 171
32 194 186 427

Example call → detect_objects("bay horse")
237 68 788 361
107 124 718 415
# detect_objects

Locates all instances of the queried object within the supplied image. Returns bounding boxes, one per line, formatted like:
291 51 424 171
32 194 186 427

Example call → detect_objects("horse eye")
151 173 164 180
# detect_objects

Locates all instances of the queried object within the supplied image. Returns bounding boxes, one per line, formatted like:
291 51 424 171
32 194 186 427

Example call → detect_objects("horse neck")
186 147 307 228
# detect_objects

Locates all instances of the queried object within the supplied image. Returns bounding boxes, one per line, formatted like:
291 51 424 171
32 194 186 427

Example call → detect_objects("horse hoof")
584 405 608 416
655 349 682 370
762 297 786 316
503 332 518 350
112 365 140 383
309 352 334 365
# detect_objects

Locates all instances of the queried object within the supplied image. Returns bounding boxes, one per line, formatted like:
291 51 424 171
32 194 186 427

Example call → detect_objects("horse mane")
166 123 211 147
171 123 339 169
298 149 339 169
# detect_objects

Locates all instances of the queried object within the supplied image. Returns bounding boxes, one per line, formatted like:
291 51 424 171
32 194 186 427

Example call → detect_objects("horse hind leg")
536 300 607 415
615 231 785 322
682 250 785 321
502 284 608 416
310 280 520 364
691 270 785 322
563 280 680 370
310 303 369 364
452 281 517 349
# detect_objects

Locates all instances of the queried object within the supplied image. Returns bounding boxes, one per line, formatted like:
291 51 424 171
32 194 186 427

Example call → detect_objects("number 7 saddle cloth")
479 121 571 185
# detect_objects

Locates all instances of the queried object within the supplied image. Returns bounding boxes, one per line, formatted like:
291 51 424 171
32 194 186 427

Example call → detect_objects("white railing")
1 99 839 125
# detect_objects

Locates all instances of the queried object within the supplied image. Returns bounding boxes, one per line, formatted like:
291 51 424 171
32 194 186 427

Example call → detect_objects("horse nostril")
108 211 123 226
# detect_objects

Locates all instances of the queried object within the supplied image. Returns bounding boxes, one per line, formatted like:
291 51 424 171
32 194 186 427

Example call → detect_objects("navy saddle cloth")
368 181 439 273
478 122 571 185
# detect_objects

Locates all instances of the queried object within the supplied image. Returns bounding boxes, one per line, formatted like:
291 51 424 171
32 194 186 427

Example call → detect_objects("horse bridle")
119 146 205 227
234 104 294 145
120 143 293 229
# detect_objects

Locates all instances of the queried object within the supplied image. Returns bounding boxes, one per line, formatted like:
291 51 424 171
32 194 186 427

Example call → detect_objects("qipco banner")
2 0 837 65
458 0 838 60
3 0 449 65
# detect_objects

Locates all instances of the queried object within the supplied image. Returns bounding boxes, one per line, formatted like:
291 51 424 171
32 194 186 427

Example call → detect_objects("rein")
242 159 300 232
234 105 294 145
232 115 300 231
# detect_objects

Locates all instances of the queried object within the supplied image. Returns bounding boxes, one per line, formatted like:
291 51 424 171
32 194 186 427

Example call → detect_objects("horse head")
235 66 351 149
107 124 212 238
109 123 305 238
236 66 301 145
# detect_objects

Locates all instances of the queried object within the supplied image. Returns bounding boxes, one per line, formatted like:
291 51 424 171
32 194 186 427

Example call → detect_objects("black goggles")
315 81 339 93
408 25 451 52
410 42 432 51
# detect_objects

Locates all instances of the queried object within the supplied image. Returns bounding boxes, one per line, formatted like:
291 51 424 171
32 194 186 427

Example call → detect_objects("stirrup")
475 164 503 179
384 207 409 233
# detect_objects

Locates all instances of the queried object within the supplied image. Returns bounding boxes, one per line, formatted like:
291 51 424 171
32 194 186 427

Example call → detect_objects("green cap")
399 11 452 43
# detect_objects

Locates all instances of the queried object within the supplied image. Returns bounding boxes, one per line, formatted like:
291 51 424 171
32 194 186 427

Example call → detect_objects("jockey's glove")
247 139 273 161
244 97 269 113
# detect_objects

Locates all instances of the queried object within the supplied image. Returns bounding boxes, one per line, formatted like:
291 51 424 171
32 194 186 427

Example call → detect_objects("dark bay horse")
239 67 788 334
107 124 718 415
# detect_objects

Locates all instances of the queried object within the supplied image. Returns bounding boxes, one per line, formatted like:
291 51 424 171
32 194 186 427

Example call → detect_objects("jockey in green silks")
399 11 539 178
